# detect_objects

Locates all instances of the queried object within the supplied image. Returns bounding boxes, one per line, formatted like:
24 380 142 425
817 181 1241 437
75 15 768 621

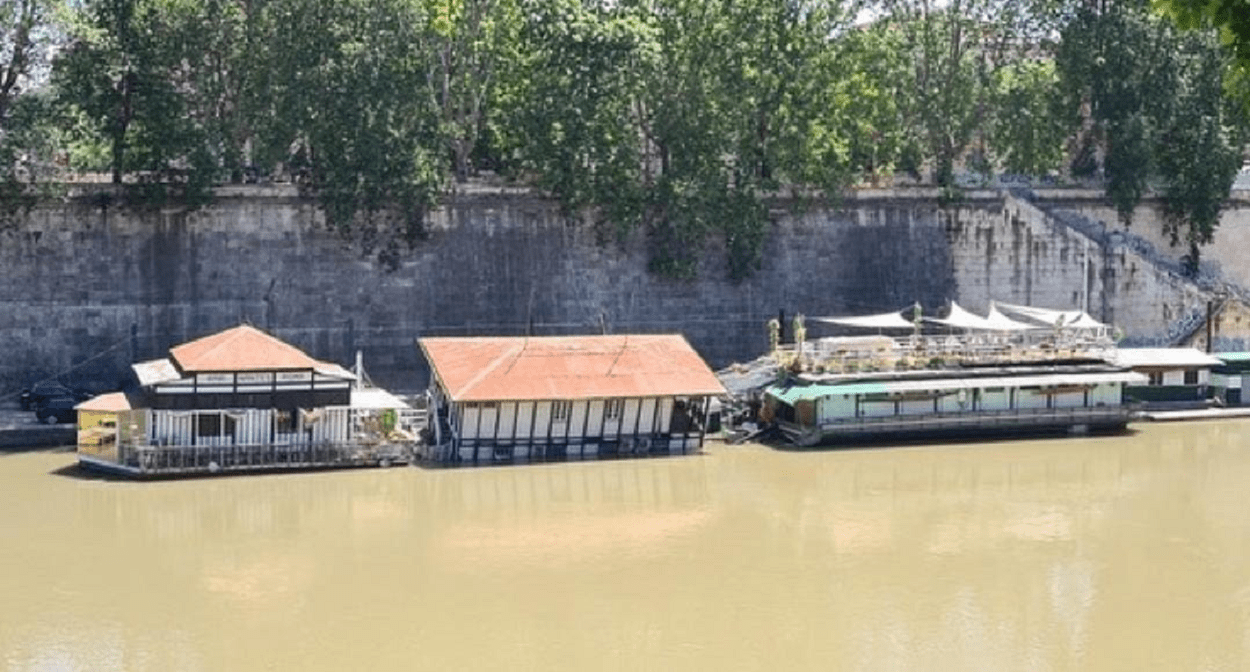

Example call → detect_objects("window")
197 413 221 437
552 401 572 423
275 409 296 434
1183 370 1199 385
1148 372 1164 386
604 399 624 421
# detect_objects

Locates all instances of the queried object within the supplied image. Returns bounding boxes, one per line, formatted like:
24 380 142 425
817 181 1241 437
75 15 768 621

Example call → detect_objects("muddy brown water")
3 421 1250 671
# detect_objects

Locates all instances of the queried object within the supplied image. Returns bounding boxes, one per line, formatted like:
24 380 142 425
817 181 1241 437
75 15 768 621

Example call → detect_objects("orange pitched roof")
169 325 321 372
76 392 131 412
419 335 727 402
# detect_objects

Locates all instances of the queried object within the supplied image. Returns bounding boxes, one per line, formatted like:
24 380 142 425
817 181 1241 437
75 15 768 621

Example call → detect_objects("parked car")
34 396 79 424
20 381 94 411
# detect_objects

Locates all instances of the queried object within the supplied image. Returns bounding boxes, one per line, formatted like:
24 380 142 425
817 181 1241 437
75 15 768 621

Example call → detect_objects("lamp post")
1206 289 1229 353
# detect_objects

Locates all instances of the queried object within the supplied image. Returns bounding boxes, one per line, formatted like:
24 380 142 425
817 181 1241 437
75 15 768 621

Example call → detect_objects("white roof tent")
815 301 1107 334
924 302 1037 332
995 301 1107 330
810 308 915 330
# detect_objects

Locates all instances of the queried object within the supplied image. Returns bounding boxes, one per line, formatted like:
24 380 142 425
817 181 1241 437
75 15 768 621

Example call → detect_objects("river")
2 420 1249 671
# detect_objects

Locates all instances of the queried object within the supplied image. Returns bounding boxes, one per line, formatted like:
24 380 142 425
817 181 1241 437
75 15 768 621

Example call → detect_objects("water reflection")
2 422 1249 670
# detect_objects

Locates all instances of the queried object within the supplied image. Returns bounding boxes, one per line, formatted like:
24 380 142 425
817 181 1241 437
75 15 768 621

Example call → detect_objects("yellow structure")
75 392 131 462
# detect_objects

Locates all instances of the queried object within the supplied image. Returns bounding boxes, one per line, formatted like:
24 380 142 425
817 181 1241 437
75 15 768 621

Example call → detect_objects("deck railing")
776 404 1131 444
773 334 1116 374
102 440 411 474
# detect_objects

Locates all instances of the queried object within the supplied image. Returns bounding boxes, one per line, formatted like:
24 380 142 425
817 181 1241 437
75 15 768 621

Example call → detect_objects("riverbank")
1139 406 1250 422
0 409 75 450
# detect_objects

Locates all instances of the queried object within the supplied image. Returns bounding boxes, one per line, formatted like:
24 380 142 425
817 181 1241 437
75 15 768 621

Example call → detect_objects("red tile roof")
170 325 321 372
419 335 726 402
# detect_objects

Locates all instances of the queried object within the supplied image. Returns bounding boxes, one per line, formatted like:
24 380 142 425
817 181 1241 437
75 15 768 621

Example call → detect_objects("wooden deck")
78 440 413 477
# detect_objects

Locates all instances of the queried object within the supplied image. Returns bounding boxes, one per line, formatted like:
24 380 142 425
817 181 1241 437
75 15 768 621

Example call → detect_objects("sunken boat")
417 334 726 463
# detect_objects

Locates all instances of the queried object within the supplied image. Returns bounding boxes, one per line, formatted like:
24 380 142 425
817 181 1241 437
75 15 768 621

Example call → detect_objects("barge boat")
754 302 1146 447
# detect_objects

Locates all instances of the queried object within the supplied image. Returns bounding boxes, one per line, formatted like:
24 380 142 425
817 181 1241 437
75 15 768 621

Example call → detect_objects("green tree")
830 23 917 183
1155 0 1250 89
248 0 444 243
1056 0 1241 270
866 0 1065 186
53 0 215 200
1156 31 1243 268
1 0 62 211
508 0 857 279
420 0 522 181
164 0 256 183
988 60 1068 177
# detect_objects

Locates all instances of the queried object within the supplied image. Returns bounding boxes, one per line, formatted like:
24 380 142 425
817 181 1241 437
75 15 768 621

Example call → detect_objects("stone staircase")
1006 189 1247 349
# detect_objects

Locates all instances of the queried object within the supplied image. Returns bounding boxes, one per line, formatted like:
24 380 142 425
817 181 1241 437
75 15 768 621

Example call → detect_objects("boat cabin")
418 335 726 462
762 367 1145 446
1112 348 1222 406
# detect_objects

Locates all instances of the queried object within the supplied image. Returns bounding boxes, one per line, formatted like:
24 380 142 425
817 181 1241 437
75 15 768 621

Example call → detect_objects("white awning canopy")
1066 312 1107 330
811 309 915 330
314 361 359 381
924 302 1034 331
995 301 1106 330
985 304 1042 331
132 358 184 387
350 387 412 410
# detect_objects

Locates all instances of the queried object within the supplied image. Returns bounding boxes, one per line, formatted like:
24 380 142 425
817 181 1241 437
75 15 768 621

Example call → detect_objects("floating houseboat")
755 302 1146 447
76 325 417 477
417 335 725 463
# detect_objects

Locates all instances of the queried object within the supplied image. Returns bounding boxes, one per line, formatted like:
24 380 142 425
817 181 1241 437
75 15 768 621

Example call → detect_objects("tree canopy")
0 0 1245 275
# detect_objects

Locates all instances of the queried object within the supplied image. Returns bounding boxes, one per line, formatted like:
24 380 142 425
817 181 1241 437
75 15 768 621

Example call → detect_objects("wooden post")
597 399 608 450
1206 299 1214 353
544 401 556 456
528 401 539 455
473 404 483 462
633 397 645 449
697 397 709 449
576 400 589 456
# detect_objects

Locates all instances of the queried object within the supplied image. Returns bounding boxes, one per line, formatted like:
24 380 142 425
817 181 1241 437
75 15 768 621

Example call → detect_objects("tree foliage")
254 0 445 238
1 0 62 216
1057 0 1242 270
11 0 1248 276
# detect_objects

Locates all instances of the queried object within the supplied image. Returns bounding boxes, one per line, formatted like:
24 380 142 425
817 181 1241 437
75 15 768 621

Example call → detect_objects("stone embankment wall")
0 185 1243 395
946 194 1246 348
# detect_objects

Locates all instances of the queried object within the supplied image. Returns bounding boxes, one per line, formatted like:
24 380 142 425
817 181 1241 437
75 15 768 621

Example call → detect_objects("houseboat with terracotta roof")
75 325 417 477
417 334 726 462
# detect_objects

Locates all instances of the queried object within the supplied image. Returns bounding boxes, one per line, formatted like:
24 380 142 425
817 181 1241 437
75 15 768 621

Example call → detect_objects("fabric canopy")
995 301 1106 329
1066 312 1107 329
985 304 1042 331
811 309 915 330
924 301 1034 331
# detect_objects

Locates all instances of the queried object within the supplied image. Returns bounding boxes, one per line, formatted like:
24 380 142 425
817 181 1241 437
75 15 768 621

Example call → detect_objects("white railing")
773 334 1115 373
108 440 411 474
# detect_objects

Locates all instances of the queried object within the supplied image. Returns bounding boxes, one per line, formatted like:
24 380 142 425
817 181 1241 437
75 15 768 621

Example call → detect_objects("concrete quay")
1138 407 1250 422
0 408 76 450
